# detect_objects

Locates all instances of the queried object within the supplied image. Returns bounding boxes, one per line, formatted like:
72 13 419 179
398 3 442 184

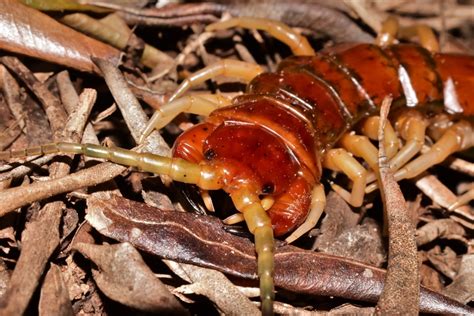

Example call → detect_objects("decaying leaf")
0 0 120 73
416 218 466 246
313 192 386 267
443 254 474 304
85 194 473 314
73 242 187 314
174 263 260 315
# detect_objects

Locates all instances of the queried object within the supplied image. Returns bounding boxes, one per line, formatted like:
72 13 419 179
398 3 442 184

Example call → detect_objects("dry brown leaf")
416 219 466 246
175 263 259 315
442 254 474 304
84 194 473 314
314 193 385 267
0 0 120 73
427 246 460 280
73 242 187 315
419 263 443 293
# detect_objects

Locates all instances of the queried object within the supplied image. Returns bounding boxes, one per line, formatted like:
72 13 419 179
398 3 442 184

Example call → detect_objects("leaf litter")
0 0 472 314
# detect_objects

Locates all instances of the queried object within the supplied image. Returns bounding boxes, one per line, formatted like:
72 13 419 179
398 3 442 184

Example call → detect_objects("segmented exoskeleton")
1 17 473 315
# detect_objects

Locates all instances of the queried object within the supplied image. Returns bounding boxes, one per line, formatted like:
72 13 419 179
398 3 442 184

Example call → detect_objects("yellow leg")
223 196 274 225
395 121 473 181
340 133 379 171
366 120 472 194
399 24 439 52
364 111 423 178
323 148 368 207
169 59 263 103
342 116 400 184
389 111 427 171
206 17 315 56
140 94 231 143
360 116 400 160
376 16 399 47
285 184 325 243
376 16 439 52
201 190 215 212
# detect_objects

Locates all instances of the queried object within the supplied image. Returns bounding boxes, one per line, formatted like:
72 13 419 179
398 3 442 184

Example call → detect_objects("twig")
446 157 474 177
0 87 95 315
57 71 100 146
0 57 68 138
0 161 125 217
93 58 170 155
0 65 25 130
416 174 473 230
375 97 419 315
38 264 74 316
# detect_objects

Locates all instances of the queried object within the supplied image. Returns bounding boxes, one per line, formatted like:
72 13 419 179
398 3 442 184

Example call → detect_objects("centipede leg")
168 59 263 102
223 196 275 225
394 121 474 181
341 117 400 184
360 116 400 160
365 118 469 194
364 111 427 193
285 184 325 243
399 24 439 52
376 16 399 47
140 94 231 142
206 17 316 56
323 148 368 207
389 111 427 171
340 133 379 171
376 16 439 52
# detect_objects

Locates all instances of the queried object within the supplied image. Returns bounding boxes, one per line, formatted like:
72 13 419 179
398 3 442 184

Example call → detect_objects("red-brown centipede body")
172 42 474 236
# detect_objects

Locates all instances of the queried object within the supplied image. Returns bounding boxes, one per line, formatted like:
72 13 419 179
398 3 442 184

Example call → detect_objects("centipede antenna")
0 142 224 191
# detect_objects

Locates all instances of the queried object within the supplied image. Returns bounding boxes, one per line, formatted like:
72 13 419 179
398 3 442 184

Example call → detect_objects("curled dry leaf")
73 242 187 315
313 193 386 267
416 219 466 246
0 0 120 73
442 254 474 304
426 246 460 280
85 195 473 314
174 263 260 316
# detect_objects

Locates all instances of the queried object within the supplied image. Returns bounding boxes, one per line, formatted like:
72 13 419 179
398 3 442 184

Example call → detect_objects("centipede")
1 16 473 315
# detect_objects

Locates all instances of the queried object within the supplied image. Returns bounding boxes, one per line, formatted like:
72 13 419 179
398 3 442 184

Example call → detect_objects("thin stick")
375 96 419 315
